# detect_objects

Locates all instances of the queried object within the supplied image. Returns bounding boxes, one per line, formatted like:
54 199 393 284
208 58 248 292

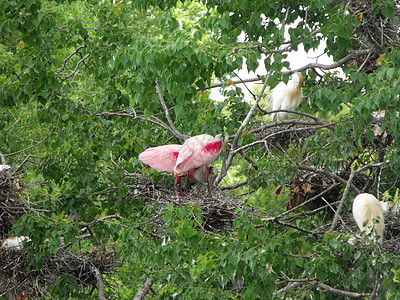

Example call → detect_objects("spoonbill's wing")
139 144 181 173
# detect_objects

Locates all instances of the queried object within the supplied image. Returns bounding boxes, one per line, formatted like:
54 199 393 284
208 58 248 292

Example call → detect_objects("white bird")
265 72 303 122
352 193 385 244
0 165 10 172
1 236 31 250
379 200 399 214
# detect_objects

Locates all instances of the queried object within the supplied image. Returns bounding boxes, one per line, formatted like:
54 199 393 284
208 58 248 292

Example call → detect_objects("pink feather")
173 134 223 175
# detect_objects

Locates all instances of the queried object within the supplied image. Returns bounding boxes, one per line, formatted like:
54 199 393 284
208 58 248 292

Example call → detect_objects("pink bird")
139 143 220 197
174 134 226 196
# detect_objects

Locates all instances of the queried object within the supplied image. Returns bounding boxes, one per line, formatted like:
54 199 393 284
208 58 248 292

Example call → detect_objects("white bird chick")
379 200 399 214
266 72 303 122
352 193 385 244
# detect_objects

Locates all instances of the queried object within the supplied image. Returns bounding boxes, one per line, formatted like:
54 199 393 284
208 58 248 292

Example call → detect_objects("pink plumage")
138 144 181 173
139 134 226 198
173 134 225 175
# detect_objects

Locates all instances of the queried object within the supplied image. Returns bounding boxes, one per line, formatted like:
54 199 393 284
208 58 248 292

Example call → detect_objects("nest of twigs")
126 173 263 234
0 246 120 298
0 169 27 240
344 0 400 73
255 121 320 151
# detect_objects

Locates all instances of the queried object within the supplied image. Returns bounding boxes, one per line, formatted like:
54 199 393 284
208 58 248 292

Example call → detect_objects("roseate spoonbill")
352 193 385 244
173 134 227 196
265 72 303 122
139 144 219 197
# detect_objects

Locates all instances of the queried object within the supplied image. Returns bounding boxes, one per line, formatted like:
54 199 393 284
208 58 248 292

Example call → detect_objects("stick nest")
344 0 400 73
0 170 27 240
126 173 265 235
0 246 120 297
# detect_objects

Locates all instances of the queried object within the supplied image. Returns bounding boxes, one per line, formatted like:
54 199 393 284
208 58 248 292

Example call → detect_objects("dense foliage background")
1 0 400 298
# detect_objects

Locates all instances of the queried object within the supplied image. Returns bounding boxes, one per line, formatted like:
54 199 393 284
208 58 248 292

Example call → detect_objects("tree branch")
134 278 153 300
330 166 356 231
155 80 189 140
4 127 54 157
200 49 371 91
215 71 272 184
297 165 360 194
316 281 370 298
89 265 106 300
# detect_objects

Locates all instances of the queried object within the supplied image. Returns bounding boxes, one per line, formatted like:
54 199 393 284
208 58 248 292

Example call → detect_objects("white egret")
352 193 385 244
265 72 303 122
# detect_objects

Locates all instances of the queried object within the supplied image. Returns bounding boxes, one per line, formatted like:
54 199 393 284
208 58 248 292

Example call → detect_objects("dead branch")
80 215 122 230
220 180 248 190
63 51 93 80
330 167 356 231
4 127 54 157
275 278 371 298
216 71 272 185
155 80 188 141
89 265 106 300
134 278 153 300
200 49 371 91
58 45 87 73
316 281 371 298
234 123 333 154
9 66 28 85
297 165 360 194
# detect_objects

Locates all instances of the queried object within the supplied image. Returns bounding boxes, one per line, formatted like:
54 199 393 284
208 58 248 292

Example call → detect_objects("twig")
216 71 272 184
220 180 248 190
58 45 87 73
154 80 188 140
134 278 153 300
330 166 356 231
233 123 333 154
63 51 93 80
80 215 122 229
200 49 371 91
9 66 28 85
4 127 54 157
297 165 360 194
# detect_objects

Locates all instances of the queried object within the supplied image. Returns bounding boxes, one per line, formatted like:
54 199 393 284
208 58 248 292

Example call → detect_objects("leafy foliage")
1 0 400 298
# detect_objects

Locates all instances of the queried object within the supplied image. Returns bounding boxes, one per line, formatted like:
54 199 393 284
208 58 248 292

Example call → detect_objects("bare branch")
134 278 153 300
80 215 122 229
316 282 370 298
9 66 28 85
155 80 189 140
298 164 360 194
58 45 87 73
89 265 106 300
4 127 54 157
216 71 272 184
200 49 371 91
63 51 93 80
233 123 334 154
220 180 249 190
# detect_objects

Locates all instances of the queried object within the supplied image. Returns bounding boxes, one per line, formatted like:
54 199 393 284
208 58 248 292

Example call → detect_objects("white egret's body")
266 72 303 122
1 236 30 250
352 193 385 244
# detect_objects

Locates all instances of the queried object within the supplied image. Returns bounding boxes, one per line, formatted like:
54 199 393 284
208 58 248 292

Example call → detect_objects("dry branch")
134 278 153 300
